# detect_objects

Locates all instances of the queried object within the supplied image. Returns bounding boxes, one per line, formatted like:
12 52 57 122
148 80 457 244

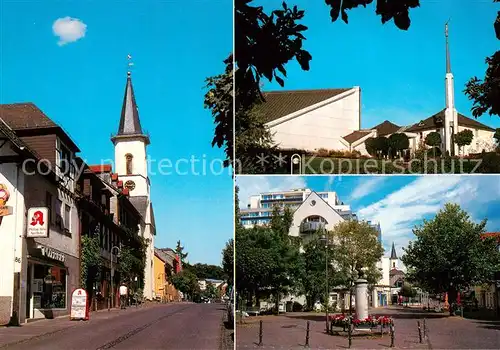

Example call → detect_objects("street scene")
234 0 500 174
235 175 500 349
0 302 232 349
0 1 233 348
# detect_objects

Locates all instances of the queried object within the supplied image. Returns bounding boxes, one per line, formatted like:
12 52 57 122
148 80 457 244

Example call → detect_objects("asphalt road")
3 303 228 350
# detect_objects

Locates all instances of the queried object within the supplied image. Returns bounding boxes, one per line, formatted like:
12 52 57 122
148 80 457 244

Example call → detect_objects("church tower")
443 21 459 156
390 242 398 270
111 63 156 300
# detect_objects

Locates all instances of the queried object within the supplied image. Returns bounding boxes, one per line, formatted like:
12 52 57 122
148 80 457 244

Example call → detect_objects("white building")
111 71 156 300
241 188 383 311
0 108 80 324
258 24 495 157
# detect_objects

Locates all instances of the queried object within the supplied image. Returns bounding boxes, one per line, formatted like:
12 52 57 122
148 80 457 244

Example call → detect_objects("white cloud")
348 176 388 201
236 176 306 208
358 176 500 256
52 17 87 46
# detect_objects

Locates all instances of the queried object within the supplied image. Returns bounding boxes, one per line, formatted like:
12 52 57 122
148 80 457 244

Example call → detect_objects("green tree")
222 239 234 284
401 203 500 315
454 129 474 156
465 3 500 117
388 133 410 158
80 234 101 298
494 128 500 147
175 240 188 265
187 263 226 280
365 137 378 157
170 270 200 301
330 220 384 314
204 55 233 168
300 232 337 310
375 136 390 158
425 132 442 158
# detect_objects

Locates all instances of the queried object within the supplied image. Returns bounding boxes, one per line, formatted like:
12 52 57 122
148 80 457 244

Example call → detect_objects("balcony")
261 196 303 203
300 221 325 233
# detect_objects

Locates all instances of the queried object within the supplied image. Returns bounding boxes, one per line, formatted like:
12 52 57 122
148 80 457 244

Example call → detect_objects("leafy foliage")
399 282 417 298
184 263 226 280
204 55 233 167
330 220 384 291
401 203 500 314
494 127 500 145
80 234 101 289
425 132 441 148
170 269 200 300
454 129 474 155
465 2 500 118
222 239 234 284
388 133 409 158
235 206 303 308
175 240 188 265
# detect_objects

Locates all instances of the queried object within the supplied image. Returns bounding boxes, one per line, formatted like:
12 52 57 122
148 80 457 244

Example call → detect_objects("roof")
0 103 57 129
89 164 112 173
0 102 80 151
257 88 351 123
343 130 372 144
128 196 149 218
372 120 402 136
406 109 495 132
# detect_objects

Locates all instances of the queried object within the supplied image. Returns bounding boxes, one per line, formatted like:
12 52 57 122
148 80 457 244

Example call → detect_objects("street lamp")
110 245 121 309
320 230 330 334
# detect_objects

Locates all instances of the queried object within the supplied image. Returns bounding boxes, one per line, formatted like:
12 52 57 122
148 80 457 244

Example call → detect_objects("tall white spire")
443 20 458 156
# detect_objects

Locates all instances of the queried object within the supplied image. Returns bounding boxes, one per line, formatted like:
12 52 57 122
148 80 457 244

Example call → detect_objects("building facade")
0 105 81 324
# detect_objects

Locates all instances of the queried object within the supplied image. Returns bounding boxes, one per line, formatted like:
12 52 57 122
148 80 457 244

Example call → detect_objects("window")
33 264 66 309
64 204 71 232
55 199 63 228
56 139 74 178
125 154 133 175
45 192 53 224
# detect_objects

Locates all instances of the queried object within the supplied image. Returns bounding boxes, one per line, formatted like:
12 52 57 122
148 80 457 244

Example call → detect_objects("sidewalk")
0 302 181 348
237 312 428 349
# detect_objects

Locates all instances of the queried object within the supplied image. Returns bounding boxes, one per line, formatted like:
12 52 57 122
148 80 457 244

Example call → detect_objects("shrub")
292 301 303 312
316 148 330 157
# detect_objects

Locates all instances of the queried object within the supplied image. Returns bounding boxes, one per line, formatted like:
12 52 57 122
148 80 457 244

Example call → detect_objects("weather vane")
127 54 134 76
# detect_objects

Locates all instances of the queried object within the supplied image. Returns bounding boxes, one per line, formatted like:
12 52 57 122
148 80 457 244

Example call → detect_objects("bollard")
305 320 310 348
108 297 110 312
390 323 395 348
418 321 422 343
258 320 263 346
423 318 427 339
348 317 352 348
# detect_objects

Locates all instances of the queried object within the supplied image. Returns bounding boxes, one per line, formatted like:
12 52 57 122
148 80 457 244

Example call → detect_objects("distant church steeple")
390 242 398 269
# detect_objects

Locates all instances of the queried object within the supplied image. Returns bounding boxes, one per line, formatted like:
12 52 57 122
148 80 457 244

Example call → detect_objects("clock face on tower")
125 180 136 191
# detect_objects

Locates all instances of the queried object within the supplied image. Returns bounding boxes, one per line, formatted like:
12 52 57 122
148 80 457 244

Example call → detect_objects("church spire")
111 55 150 145
390 242 397 260
445 20 451 74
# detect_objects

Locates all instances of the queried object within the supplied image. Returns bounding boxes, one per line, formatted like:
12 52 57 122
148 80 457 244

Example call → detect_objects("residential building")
76 161 144 310
256 24 495 157
241 188 356 230
154 248 182 302
111 71 156 300
0 104 81 323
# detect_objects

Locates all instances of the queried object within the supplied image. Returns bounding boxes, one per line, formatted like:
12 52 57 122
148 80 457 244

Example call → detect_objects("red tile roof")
88 164 112 173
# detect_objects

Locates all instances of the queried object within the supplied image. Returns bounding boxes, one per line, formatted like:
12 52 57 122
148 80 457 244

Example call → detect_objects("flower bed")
329 314 393 329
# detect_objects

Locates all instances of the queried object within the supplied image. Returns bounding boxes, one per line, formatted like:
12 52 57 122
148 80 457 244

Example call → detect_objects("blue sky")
0 0 233 266
255 0 500 129
236 175 500 261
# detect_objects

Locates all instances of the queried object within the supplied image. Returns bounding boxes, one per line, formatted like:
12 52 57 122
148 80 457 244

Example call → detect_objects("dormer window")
125 153 133 175
56 138 75 179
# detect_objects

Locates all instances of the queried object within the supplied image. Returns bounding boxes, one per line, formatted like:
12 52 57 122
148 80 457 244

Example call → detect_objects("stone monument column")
355 279 369 320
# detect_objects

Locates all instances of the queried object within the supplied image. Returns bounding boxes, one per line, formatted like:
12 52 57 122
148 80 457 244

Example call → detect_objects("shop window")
33 264 67 309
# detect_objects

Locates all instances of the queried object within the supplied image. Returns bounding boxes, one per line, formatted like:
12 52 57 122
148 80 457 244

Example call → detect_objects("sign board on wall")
26 207 49 238
70 288 89 321
0 184 13 217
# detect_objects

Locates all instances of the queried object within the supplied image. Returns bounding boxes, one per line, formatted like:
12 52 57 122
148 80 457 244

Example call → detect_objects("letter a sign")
26 207 49 238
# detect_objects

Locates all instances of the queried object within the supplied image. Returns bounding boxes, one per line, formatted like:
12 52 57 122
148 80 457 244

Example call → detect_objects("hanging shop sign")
0 184 13 217
70 288 89 321
26 207 49 238
36 244 65 263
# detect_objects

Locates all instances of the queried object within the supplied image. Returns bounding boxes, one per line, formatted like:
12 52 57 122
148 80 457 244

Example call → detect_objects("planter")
329 314 393 330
